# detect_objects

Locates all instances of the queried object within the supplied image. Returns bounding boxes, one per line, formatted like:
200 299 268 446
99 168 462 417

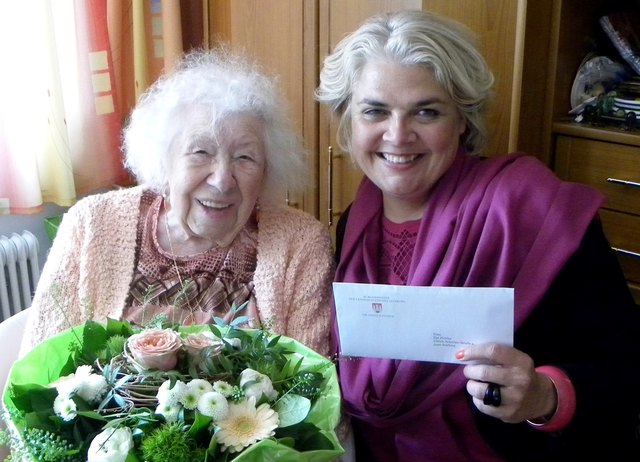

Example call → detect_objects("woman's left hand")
456 343 556 423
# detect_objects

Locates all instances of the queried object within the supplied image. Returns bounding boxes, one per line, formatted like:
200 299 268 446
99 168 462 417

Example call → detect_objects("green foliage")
0 428 9 447
200 323 293 388
20 428 82 462
228 385 246 403
10 384 58 417
284 371 324 401
70 321 109 368
103 335 127 362
140 422 203 462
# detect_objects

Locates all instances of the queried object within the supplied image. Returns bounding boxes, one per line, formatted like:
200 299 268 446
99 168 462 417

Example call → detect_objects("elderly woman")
20 48 334 358
316 9 640 461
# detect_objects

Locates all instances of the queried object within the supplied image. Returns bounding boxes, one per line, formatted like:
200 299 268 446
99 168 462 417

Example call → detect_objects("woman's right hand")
457 342 557 423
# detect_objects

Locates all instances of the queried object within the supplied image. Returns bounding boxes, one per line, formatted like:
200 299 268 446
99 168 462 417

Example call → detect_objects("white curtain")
0 0 200 215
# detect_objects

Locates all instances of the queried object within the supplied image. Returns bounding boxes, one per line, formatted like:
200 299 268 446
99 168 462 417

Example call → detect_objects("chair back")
0 307 30 459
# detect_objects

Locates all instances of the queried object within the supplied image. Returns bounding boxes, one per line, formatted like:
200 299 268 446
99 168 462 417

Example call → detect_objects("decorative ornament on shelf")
0 305 344 462
600 11 640 76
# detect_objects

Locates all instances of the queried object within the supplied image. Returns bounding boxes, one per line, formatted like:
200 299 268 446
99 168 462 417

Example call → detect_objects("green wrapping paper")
2 322 344 462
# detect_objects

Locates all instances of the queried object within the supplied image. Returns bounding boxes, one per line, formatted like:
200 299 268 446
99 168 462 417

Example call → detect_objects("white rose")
87 427 133 462
239 368 278 401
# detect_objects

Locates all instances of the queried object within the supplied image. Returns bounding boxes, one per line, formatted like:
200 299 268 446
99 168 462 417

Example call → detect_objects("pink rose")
183 332 223 365
127 328 182 372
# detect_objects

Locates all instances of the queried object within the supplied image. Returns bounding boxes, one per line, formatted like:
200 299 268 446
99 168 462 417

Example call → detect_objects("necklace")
162 201 198 312
158 195 256 320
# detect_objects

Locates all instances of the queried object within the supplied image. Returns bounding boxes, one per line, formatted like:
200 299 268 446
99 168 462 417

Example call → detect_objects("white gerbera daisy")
213 380 234 397
155 402 182 423
197 391 229 421
215 396 279 453
156 380 187 406
53 395 77 421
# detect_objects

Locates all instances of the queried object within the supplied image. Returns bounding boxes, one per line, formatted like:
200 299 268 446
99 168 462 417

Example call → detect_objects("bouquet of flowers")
1 313 343 462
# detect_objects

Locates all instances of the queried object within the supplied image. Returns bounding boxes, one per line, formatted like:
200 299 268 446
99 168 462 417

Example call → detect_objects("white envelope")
333 282 514 364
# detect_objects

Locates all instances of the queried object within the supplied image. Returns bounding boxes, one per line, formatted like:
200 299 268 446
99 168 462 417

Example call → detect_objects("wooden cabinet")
207 0 552 233
554 128 640 304
317 0 422 227
207 0 319 216
547 0 640 303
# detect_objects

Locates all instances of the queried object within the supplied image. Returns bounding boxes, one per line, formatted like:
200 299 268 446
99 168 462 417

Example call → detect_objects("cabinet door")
318 0 422 229
423 0 526 156
208 0 319 216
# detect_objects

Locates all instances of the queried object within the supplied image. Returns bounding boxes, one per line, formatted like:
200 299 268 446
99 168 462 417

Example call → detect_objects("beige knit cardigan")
20 186 334 357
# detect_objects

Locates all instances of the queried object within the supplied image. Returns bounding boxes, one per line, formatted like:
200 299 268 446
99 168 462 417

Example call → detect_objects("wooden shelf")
553 121 640 147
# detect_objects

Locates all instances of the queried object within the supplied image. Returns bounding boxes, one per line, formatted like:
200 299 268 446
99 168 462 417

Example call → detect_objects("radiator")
0 231 40 322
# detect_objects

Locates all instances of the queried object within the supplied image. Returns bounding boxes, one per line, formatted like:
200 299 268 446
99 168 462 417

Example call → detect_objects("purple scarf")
334 153 604 460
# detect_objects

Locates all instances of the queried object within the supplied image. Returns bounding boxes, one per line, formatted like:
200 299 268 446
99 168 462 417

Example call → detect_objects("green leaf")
10 384 57 414
277 436 296 448
229 316 251 327
274 394 311 427
112 394 128 408
217 354 233 371
80 321 107 356
231 300 249 314
106 318 135 337
280 355 304 378
275 422 334 452
293 355 304 374
208 324 222 338
74 410 108 422
187 411 212 437
126 451 142 462
207 431 218 453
